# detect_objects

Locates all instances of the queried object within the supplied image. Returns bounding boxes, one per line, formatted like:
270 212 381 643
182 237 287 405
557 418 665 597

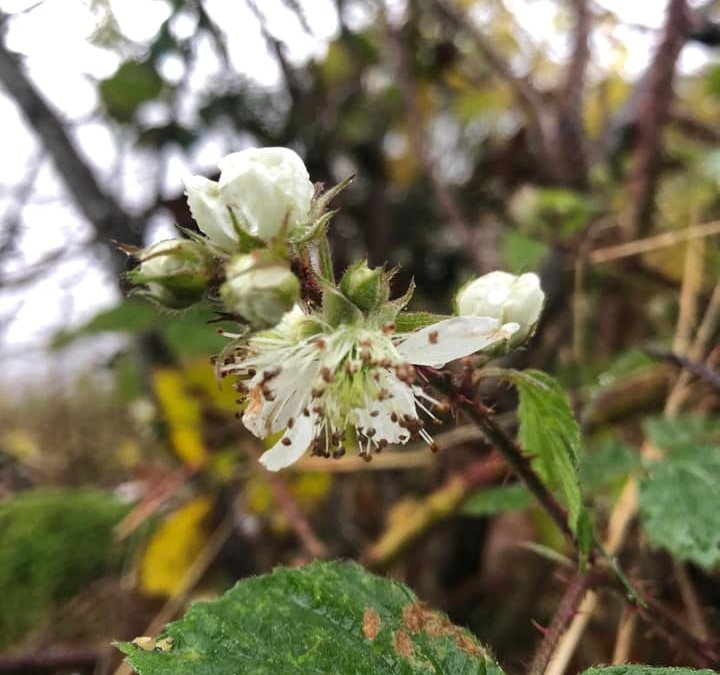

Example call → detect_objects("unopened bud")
340 260 390 312
128 239 213 309
221 253 300 327
455 271 545 345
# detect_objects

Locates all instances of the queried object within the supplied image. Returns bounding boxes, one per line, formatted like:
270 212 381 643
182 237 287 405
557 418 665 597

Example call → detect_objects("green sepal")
322 284 364 327
394 311 450 333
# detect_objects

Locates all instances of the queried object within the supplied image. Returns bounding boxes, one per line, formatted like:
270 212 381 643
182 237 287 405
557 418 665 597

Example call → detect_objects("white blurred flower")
220 253 300 327
220 312 518 470
184 147 314 252
456 271 544 345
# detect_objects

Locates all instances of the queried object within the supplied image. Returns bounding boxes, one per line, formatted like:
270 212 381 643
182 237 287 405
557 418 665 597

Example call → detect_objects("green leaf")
644 415 720 454
52 300 227 357
461 484 531 517
0 489 130 647
52 299 160 347
579 440 641 494
99 61 163 121
501 369 584 533
639 441 720 570
118 561 502 675
501 231 549 275
581 666 717 675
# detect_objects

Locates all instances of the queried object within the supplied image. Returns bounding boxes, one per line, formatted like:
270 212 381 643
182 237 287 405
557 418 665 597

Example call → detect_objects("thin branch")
622 0 692 238
383 10 485 270
554 0 591 187
528 572 595 675
431 0 542 115
0 32 142 266
646 347 720 394
268 475 329 559
587 218 720 264
362 453 507 568
428 370 579 550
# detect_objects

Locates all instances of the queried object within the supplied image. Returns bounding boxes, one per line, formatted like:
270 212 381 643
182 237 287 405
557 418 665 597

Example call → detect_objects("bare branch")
622 0 692 238
382 10 486 270
0 30 142 269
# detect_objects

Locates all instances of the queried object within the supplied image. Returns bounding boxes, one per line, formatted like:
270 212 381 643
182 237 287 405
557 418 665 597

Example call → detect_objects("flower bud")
184 147 314 251
455 271 545 345
128 239 213 309
220 253 300 327
340 260 390 312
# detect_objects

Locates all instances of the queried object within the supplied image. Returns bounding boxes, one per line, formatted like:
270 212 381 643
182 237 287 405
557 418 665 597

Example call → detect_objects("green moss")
0 488 130 647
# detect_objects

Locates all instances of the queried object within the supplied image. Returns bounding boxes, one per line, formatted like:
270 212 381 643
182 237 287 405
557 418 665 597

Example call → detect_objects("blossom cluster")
126 147 545 470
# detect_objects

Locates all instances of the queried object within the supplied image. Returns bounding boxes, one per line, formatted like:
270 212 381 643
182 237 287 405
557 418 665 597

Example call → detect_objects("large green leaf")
52 300 226 357
579 440 641 494
500 370 584 533
581 666 717 675
644 416 720 454
118 561 502 675
639 434 720 570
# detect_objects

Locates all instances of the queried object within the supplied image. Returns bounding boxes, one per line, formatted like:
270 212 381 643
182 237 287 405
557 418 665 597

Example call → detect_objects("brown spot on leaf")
394 628 414 659
401 602 489 659
362 607 381 640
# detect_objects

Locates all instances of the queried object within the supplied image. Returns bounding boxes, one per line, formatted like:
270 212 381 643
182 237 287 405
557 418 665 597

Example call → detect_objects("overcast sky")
0 0 708 387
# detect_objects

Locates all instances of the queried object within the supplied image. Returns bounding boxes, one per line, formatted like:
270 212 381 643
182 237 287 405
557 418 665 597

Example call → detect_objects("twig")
0 34 142 266
587 218 720 264
546 221 715 675
528 572 595 675
611 606 637 663
362 453 507 568
646 347 720 394
382 10 484 270
622 0 691 238
465 400 579 550
268 475 329 559
111 514 234 675
674 562 711 641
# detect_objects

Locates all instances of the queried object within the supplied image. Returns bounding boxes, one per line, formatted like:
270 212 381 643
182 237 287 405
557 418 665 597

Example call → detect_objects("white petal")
183 175 238 251
396 317 519 367
259 412 315 471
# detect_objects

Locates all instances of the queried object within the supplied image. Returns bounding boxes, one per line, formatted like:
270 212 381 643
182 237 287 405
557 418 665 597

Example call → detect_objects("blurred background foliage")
0 0 719 673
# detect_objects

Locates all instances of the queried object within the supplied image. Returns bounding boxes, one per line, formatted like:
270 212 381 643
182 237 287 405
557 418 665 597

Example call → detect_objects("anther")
281 437 292 446
428 330 438 344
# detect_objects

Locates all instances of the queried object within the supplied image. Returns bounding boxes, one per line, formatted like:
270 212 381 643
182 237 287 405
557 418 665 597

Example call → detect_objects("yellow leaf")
139 495 213 597
182 358 239 414
153 368 208 469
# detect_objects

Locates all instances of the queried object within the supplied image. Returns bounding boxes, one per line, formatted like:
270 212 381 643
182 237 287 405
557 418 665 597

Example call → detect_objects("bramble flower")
220 252 300 327
184 147 314 252
218 309 518 470
126 239 213 309
455 271 545 345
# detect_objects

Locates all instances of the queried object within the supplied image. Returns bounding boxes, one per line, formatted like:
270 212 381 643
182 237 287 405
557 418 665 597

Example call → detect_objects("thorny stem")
431 370 720 668
528 572 595 675
431 368 580 551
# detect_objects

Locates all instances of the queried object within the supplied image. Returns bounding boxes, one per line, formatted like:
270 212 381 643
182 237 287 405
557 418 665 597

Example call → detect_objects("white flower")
456 271 544 345
220 253 300 327
219 312 518 471
184 147 314 251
